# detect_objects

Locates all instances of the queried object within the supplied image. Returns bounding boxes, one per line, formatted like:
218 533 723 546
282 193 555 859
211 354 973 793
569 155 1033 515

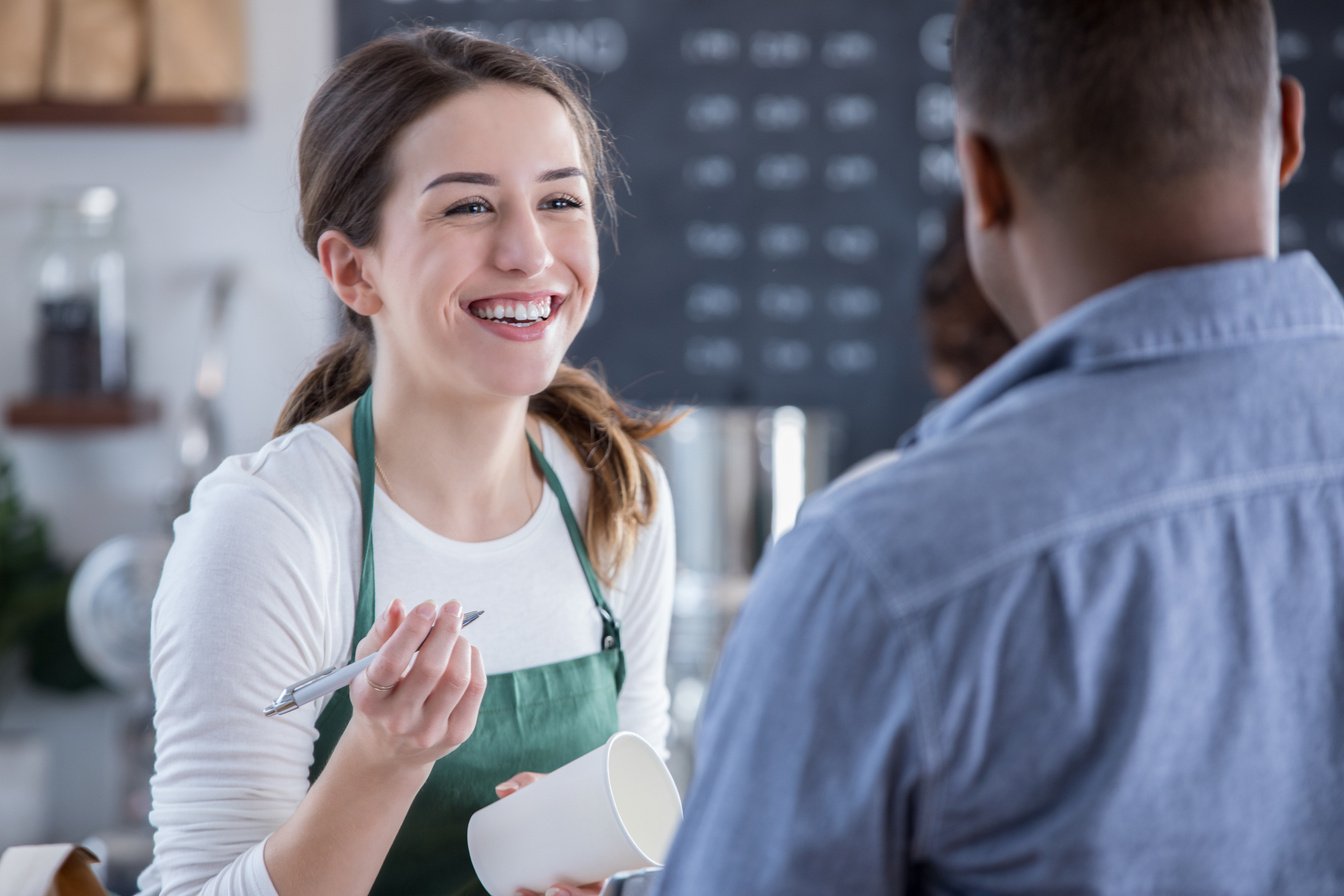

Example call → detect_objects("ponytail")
274 309 373 437
530 364 682 584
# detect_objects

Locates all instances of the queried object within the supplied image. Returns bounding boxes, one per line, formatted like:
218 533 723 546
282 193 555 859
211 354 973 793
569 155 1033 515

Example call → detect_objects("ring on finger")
365 669 397 692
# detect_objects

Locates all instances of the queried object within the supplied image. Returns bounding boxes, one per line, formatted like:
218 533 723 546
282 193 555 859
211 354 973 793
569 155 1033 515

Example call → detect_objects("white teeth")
470 298 556 322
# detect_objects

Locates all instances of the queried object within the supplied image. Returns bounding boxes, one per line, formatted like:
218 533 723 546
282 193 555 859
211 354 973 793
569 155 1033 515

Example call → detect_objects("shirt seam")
864 458 1344 622
306 420 573 556
834 457 1344 860
1078 323 1344 369
815 526 944 862
904 615 945 858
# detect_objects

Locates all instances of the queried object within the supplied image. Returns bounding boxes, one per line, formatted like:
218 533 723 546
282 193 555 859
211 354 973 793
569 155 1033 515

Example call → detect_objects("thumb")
354 598 404 661
495 771 545 797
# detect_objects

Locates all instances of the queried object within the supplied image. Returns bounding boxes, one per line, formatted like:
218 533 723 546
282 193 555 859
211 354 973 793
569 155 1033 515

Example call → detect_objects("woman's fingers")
514 883 603 896
393 600 463 703
495 770 545 798
349 598 485 757
439 643 487 749
359 599 437 693
352 598 404 661
420 629 470 716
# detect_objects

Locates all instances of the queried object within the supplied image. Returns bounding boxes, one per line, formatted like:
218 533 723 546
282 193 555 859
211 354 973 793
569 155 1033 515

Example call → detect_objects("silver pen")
263 610 483 717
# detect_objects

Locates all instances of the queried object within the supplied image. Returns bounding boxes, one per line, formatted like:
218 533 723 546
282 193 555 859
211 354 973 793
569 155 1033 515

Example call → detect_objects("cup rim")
601 730 683 865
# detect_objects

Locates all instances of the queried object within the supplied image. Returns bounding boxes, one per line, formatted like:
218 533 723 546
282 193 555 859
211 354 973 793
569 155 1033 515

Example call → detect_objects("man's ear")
955 126 1013 232
1277 75 1305 188
317 230 383 316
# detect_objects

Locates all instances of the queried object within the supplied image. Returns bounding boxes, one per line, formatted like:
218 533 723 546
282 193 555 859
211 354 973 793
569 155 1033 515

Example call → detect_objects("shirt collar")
902 252 1344 449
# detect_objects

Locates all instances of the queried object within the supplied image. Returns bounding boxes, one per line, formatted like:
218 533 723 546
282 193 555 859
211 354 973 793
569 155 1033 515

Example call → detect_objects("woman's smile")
463 290 567 342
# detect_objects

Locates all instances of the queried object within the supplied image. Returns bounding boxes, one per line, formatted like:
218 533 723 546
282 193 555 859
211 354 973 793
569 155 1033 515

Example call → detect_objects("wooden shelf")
0 100 246 128
6 395 161 430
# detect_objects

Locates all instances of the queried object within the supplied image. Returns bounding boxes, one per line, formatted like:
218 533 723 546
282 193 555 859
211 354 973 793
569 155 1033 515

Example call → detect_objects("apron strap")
527 433 623 656
349 384 623 673
351 386 378 661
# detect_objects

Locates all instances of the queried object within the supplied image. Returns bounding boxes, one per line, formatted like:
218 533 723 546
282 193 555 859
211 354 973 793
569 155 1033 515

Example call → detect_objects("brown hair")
952 0 1278 190
920 198 1016 398
276 26 676 580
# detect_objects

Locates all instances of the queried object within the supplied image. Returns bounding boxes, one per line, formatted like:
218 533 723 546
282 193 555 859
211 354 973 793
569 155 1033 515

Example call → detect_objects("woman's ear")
318 230 383 316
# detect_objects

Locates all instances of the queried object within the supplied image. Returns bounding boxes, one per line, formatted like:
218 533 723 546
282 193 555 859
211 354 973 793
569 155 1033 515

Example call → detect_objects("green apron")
309 387 626 895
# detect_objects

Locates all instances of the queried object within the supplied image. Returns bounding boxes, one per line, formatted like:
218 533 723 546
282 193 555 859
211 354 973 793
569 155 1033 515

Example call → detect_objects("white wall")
0 0 337 561
0 0 337 849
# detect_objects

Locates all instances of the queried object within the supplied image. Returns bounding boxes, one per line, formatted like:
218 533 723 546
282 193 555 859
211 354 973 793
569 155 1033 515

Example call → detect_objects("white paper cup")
467 731 683 896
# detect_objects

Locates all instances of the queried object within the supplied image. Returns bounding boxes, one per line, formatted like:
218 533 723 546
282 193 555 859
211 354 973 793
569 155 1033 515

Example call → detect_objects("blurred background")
0 1 1340 892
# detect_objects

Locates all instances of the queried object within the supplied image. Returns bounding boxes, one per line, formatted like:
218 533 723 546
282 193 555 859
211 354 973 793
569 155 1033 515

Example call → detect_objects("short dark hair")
951 0 1278 190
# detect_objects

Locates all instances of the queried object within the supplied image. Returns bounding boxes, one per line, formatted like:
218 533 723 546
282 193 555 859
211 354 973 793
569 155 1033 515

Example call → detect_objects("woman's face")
362 83 599 402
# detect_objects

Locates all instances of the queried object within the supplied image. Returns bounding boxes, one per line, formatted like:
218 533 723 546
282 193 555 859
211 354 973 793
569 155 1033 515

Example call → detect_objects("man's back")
655 253 1344 894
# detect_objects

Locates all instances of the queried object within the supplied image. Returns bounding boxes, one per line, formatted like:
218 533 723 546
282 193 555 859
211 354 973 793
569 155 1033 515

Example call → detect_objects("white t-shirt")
136 422 675 896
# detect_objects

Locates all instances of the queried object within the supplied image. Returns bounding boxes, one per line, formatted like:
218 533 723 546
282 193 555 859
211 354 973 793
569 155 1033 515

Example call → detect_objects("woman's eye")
542 194 585 211
445 200 491 216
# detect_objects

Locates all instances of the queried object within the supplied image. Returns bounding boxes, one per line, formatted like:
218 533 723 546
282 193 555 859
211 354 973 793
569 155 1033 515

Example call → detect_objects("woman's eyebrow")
541 166 587 183
422 171 495 192
422 167 588 193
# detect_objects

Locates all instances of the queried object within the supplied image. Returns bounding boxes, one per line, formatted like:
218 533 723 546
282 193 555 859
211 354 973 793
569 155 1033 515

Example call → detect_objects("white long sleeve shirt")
136 422 674 896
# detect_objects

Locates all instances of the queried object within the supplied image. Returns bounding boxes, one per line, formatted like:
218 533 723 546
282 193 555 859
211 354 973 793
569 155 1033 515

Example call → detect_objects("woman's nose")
491 208 554 277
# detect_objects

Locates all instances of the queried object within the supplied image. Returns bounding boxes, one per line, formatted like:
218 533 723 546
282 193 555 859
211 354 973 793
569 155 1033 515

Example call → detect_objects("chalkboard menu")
337 1 1344 473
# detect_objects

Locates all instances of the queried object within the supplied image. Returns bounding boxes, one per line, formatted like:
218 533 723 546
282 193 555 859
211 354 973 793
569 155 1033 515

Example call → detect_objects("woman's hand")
496 773 605 896
345 598 487 772
513 885 602 896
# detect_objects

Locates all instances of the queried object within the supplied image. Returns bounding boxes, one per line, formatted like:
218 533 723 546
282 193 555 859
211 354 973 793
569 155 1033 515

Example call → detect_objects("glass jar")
27 186 131 397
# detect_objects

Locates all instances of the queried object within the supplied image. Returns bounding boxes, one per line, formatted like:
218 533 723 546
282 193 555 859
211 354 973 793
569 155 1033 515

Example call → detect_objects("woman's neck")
365 380 543 542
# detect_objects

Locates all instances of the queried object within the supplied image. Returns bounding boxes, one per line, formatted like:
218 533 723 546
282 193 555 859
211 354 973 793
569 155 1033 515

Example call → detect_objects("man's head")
951 0 1304 335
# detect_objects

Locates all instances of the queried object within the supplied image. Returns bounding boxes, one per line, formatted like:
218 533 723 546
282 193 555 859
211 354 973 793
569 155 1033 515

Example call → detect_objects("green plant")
0 453 98 692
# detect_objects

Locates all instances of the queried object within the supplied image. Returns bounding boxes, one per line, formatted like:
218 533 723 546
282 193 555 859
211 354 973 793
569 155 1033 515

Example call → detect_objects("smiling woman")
341 83 602 400
138 27 679 896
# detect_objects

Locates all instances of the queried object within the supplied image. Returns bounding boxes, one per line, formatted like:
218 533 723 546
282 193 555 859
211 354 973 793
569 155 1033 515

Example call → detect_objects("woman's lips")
465 293 566 342
468 293 555 323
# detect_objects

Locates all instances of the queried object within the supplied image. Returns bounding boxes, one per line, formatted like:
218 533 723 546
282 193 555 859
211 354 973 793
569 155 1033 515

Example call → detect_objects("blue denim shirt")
656 253 1344 895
